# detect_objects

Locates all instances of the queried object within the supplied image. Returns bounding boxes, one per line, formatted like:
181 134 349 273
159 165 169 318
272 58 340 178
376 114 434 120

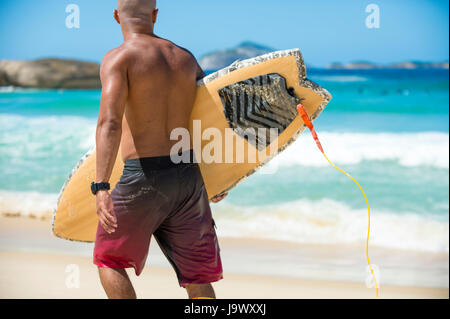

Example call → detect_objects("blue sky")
0 0 448 67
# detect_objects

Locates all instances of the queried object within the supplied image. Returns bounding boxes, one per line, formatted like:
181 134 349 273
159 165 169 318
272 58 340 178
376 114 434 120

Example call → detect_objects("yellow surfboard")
52 49 332 242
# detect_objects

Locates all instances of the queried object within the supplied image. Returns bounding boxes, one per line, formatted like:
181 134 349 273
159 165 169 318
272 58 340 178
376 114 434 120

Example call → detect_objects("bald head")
118 0 156 17
114 0 158 31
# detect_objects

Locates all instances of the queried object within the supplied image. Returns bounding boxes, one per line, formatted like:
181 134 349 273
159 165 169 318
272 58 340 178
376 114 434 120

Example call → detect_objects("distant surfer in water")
93 0 227 299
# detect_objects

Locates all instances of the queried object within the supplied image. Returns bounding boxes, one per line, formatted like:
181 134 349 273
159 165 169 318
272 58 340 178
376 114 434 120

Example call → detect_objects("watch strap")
91 182 110 195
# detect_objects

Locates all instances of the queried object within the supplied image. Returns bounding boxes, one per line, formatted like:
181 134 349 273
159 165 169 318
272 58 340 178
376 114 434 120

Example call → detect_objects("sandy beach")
0 216 447 299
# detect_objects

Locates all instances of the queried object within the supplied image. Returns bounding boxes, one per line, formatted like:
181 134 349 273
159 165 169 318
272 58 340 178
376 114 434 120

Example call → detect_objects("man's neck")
121 22 155 40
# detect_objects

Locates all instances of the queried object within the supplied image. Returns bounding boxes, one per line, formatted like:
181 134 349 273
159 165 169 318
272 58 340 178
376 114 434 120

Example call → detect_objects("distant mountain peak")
199 42 274 70
237 41 273 51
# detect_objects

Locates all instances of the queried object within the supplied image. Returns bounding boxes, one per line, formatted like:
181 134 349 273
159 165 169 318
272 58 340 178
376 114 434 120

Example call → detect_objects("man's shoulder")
161 39 203 77
103 45 133 62
155 37 195 60
100 46 132 73
172 43 197 61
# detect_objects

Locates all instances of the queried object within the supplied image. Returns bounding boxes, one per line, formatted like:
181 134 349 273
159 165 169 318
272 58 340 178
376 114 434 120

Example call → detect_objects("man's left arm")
95 51 128 233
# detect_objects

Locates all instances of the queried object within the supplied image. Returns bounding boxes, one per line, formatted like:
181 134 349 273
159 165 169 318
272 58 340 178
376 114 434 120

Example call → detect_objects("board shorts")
93 150 223 287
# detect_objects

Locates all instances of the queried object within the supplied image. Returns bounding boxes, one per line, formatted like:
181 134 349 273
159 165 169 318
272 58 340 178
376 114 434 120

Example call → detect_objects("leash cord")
297 104 379 298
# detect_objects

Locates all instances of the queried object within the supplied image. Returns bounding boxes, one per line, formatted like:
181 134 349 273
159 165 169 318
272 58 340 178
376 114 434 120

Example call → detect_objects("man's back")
108 36 199 161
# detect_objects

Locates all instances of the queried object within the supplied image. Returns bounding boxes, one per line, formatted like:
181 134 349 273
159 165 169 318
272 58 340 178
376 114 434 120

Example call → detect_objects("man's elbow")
97 118 122 135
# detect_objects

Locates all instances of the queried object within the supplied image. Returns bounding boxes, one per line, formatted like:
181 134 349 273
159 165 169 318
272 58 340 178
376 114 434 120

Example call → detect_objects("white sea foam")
0 190 447 253
0 86 15 93
0 115 448 252
0 190 57 219
0 114 96 159
1 115 448 169
274 131 449 169
0 86 58 93
212 199 449 253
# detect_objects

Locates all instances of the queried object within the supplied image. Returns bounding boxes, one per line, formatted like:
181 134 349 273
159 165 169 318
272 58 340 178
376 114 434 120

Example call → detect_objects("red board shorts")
93 150 223 287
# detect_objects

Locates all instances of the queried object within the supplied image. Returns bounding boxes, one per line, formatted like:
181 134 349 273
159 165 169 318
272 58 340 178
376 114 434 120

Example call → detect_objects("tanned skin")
95 0 226 299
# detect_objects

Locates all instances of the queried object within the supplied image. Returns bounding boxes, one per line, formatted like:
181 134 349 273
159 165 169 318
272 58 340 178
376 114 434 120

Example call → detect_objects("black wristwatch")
90 182 110 195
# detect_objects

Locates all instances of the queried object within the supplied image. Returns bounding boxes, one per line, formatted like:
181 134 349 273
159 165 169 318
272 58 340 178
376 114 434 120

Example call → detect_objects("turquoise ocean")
0 69 448 254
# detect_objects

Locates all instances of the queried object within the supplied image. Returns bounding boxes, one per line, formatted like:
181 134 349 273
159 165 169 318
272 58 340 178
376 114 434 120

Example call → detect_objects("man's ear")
152 9 159 24
113 9 120 24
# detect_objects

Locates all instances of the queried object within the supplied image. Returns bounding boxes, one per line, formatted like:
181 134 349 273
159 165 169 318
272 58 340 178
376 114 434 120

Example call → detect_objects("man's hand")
96 190 117 234
211 192 228 203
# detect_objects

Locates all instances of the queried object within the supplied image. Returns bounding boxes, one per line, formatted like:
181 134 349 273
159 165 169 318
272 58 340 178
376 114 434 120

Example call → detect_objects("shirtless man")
93 0 227 299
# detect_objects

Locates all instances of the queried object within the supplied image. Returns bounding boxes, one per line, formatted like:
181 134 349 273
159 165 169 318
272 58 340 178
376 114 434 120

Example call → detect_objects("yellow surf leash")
297 104 379 298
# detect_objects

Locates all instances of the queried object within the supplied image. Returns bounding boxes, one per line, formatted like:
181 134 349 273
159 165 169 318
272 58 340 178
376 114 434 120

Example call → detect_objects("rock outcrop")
0 58 101 89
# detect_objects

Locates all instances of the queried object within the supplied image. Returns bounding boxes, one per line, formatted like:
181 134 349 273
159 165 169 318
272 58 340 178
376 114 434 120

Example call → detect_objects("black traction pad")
218 73 303 151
